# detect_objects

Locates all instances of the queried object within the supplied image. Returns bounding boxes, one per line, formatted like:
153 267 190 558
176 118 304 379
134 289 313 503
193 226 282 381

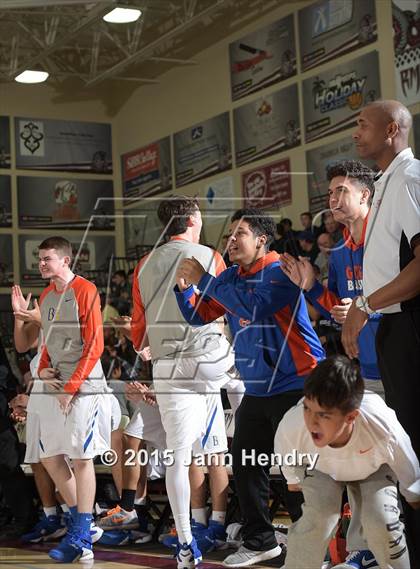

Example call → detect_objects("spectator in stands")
300 211 321 238
323 211 343 244
314 233 333 282
297 231 318 264
111 270 130 314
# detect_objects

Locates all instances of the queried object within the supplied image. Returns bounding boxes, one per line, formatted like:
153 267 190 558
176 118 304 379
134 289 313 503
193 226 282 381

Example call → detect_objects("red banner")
123 143 159 182
242 158 292 209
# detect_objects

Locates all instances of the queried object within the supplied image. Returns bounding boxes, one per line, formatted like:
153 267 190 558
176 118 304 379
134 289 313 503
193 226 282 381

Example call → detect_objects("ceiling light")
15 70 49 84
103 7 142 23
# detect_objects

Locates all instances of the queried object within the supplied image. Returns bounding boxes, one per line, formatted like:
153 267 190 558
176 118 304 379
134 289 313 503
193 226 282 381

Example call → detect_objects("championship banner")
124 205 165 256
415 114 420 157
302 51 380 143
393 0 420 106
229 14 296 101
174 112 231 187
17 176 114 230
15 117 112 173
234 84 300 167
19 234 115 286
121 137 172 200
0 176 12 227
242 158 292 210
0 235 13 286
299 0 377 72
203 176 237 226
0 117 11 169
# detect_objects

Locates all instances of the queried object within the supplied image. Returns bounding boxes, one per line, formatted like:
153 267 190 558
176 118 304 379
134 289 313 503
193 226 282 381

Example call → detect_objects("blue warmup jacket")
305 223 381 380
175 251 325 396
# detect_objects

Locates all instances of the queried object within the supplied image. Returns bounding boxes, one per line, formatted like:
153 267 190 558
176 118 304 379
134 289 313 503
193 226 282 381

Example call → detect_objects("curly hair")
231 208 276 250
326 160 375 193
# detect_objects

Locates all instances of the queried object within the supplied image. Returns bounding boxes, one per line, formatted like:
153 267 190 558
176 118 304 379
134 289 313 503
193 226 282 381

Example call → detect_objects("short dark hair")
281 218 292 227
101 349 121 379
326 160 375 193
304 355 364 414
38 236 72 259
113 270 126 279
300 211 312 219
157 195 199 237
231 208 276 249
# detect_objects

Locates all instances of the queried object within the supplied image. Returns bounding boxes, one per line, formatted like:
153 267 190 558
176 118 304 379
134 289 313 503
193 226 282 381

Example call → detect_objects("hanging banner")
19 234 115 285
229 14 296 101
174 112 232 187
0 176 12 227
0 117 10 169
302 51 380 143
17 176 114 230
234 84 300 167
299 0 377 72
414 114 420 157
121 137 172 200
393 0 420 106
202 176 237 226
242 158 292 210
306 136 376 215
14 117 112 173
0 235 13 286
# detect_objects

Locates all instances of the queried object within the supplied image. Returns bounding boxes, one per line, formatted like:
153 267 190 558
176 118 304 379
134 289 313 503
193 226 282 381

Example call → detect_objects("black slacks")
376 311 420 569
231 390 304 551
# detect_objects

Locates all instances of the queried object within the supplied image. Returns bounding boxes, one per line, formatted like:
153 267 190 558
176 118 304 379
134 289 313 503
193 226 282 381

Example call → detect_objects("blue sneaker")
21 514 66 543
163 520 214 553
48 529 93 563
176 537 202 569
334 550 379 569
98 529 132 546
208 520 227 549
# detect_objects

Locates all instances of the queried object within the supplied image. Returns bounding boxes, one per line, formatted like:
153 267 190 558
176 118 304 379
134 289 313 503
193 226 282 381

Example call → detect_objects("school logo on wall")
393 0 420 106
19 120 45 156
191 126 203 140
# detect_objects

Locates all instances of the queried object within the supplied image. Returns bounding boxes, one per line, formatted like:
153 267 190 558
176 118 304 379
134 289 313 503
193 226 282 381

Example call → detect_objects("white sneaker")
223 545 282 567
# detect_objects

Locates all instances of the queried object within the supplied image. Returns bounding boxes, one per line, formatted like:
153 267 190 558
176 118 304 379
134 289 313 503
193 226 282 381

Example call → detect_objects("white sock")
165 446 193 545
211 511 226 525
191 508 207 526
44 506 57 517
60 504 70 514
134 497 147 506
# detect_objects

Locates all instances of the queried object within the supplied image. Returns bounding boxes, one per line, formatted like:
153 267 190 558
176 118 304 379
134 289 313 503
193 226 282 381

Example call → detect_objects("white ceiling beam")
148 56 197 65
86 0 224 86
51 70 159 83
89 31 101 77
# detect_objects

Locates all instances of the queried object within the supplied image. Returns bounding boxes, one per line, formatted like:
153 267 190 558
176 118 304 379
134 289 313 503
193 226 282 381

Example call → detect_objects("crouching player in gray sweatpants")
275 356 420 569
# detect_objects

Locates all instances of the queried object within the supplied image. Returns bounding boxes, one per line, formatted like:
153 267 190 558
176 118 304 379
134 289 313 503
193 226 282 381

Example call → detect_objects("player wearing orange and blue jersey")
176 209 325 567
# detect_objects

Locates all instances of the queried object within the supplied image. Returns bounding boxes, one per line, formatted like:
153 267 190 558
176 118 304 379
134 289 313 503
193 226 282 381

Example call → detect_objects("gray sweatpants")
284 465 410 569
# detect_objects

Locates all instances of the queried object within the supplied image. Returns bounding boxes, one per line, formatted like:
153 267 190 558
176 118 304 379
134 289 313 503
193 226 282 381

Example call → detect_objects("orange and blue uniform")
175 251 324 396
305 223 381 380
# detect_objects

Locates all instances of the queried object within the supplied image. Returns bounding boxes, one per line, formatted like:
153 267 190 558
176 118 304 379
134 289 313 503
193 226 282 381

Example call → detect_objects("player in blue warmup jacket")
281 160 383 393
176 208 324 568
